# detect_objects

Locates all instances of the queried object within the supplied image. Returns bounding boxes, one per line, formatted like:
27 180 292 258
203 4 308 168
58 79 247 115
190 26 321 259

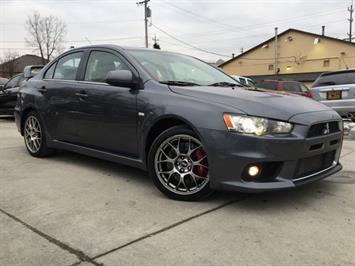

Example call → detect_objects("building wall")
0 55 44 78
221 31 355 79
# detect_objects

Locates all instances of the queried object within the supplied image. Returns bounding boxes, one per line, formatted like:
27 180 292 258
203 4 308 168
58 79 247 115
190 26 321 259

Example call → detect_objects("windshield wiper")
159 80 201 86
208 82 243 87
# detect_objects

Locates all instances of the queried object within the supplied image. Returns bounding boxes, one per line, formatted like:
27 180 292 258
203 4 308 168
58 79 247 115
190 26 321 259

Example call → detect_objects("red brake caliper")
195 148 208 178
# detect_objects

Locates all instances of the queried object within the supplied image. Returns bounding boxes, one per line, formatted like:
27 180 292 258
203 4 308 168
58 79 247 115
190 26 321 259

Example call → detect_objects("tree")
0 51 20 78
25 11 66 64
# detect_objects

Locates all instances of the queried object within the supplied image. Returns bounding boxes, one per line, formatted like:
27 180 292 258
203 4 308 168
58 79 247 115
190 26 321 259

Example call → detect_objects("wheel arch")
144 115 204 166
20 106 37 135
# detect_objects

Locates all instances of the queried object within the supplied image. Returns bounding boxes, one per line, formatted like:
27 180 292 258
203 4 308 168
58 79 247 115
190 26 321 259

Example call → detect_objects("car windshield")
128 49 239 86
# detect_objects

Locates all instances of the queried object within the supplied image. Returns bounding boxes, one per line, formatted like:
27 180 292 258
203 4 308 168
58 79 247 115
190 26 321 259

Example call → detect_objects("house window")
268 64 274 71
323 59 330 67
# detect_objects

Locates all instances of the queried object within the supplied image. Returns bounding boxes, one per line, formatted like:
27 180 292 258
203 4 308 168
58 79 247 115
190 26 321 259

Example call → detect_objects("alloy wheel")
24 115 42 154
154 134 209 195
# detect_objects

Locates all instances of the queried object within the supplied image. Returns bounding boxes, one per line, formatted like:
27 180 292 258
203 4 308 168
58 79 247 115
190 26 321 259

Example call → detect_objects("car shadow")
42 150 238 202
0 116 15 121
227 179 345 213
41 149 347 207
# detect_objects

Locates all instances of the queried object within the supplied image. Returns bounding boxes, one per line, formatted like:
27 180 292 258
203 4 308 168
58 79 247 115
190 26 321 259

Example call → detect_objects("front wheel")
148 126 213 201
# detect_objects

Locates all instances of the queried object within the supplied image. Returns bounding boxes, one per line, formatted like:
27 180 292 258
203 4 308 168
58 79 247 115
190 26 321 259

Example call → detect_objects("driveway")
1 117 355 266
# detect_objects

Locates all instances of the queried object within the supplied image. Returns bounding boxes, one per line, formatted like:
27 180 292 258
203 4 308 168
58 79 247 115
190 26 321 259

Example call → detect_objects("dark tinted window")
53 52 83 80
4 75 21 89
18 75 25 86
313 71 355 87
239 78 247 85
44 63 56 79
247 79 255 86
84 51 129 83
283 82 308 92
256 81 278 90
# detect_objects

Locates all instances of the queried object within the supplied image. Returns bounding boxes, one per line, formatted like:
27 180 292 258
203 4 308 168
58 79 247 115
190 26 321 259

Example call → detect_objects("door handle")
38 86 47 93
75 92 88 98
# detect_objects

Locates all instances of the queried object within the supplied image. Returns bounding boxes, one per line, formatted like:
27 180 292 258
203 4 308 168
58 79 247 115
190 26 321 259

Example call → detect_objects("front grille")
307 121 340 138
294 151 335 179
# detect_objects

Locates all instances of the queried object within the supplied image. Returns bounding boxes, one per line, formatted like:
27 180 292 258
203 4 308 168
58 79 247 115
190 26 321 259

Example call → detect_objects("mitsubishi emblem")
323 123 330 135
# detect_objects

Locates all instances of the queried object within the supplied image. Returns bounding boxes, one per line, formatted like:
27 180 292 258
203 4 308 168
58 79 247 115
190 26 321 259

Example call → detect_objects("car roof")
68 44 180 55
321 69 355 76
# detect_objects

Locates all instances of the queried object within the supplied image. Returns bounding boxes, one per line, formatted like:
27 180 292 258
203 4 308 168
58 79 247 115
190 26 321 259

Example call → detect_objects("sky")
0 0 353 62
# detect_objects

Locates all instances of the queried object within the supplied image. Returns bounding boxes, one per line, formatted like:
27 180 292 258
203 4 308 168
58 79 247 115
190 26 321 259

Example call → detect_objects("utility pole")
136 0 151 48
348 1 354 42
274 27 279 75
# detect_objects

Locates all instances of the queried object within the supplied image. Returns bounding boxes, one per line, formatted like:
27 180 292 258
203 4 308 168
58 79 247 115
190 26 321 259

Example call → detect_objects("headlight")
223 114 293 136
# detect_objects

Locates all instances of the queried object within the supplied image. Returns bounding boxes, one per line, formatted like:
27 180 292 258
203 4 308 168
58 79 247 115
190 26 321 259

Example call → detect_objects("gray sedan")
14 45 343 201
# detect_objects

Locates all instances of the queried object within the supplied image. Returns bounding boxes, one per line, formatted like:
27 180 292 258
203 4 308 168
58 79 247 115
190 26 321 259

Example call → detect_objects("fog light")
248 165 260 177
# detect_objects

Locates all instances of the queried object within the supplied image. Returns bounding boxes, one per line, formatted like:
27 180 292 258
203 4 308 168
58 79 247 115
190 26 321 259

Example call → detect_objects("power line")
160 0 253 34
151 24 231 58
160 1 344 35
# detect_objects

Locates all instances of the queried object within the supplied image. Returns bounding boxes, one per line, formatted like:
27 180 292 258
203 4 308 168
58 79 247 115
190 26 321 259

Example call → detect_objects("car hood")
170 86 332 121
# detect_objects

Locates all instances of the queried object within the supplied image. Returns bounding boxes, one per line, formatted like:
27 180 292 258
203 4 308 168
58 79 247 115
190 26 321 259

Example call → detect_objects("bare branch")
25 11 66 64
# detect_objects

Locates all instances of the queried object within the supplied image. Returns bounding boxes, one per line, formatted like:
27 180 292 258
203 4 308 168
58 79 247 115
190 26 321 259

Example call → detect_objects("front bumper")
200 113 343 192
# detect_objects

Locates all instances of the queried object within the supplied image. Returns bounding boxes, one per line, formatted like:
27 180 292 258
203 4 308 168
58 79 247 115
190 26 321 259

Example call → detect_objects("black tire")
148 125 214 201
23 111 53 158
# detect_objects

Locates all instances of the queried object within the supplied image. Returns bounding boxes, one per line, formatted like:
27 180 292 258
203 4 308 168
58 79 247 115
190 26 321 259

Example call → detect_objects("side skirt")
49 140 147 171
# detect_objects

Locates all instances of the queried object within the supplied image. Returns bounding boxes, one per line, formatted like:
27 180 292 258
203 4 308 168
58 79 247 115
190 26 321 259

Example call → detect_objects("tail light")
305 91 313 98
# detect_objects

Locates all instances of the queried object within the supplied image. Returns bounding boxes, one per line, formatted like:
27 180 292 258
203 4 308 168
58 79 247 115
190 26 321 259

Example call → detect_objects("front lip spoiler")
217 163 342 193
292 161 337 182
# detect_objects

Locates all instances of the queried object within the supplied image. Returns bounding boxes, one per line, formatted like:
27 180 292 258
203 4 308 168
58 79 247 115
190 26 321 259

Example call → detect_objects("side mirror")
24 65 44 79
106 70 139 89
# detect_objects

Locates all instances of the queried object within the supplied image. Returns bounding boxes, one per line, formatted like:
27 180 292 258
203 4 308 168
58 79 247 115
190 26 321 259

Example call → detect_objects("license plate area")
327 90 342 100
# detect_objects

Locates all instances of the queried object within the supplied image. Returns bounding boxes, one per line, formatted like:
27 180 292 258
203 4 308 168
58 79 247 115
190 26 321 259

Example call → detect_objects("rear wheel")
23 111 53 157
148 126 213 201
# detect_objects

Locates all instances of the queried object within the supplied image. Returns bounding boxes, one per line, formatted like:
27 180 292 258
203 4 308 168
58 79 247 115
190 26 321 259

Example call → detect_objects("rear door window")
53 52 83 80
313 71 355 87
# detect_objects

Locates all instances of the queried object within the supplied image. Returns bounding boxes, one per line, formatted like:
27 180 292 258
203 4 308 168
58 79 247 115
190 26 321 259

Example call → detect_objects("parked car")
0 66 43 116
0 73 25 115
256 80 313 98
311 70 355 121
0 77 9 90
15 45 343 201
232 75 255 86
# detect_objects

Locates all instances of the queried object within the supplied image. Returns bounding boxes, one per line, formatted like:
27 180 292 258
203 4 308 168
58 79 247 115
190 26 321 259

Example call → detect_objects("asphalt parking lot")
1 117 355 266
